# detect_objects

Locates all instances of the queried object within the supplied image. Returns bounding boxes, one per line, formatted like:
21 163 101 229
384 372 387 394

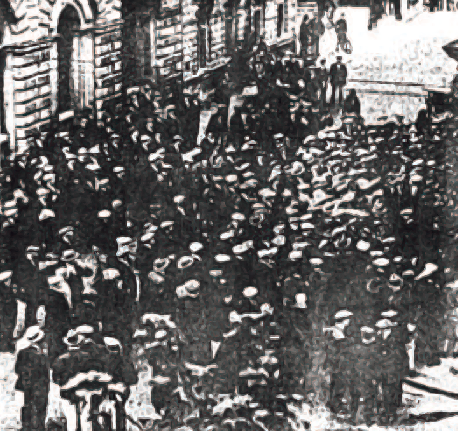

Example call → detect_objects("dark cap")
320 59 326 64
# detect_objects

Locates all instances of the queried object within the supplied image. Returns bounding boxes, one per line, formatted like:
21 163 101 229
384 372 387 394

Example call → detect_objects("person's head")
157 159 174 182
77 147 89 163
290 100 300 113
255 61 264 75
80 117 89 128
349 89 357 98
37 305 46 327
26 245 40 266
274 133 285 148
143 84 152 97
245 100 255 114
113 166 125 179
336 55 343 63
302 14 309 24
172 136 183 151
320 59 326 67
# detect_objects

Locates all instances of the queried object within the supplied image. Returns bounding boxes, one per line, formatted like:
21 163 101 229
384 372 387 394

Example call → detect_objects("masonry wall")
3 0 122 153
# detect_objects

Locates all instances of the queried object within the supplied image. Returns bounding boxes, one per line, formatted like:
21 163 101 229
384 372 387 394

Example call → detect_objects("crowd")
0 44 451 431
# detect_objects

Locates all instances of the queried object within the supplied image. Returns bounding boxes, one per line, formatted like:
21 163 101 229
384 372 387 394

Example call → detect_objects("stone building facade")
122 0 302 88
0 0 304 154
0 0 122 153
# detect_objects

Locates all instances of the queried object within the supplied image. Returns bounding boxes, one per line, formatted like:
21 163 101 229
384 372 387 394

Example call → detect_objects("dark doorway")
0 49 6 131
57 5 80 112
254 10 261 41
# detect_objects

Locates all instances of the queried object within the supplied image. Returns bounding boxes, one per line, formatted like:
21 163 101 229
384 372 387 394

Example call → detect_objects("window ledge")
267 35 295 48
59 110 75 122
183 57 231 82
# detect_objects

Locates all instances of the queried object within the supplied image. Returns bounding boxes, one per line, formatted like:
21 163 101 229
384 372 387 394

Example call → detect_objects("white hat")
61 249 80 262
0 271 13 282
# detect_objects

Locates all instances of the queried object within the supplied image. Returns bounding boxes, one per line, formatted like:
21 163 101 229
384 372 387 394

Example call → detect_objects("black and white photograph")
1 0 458 430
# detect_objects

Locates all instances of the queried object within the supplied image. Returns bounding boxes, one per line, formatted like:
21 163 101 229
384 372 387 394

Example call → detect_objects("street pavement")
3 350 458 431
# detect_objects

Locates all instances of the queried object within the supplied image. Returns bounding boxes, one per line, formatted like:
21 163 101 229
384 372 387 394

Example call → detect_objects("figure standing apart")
335 13 348 53
317 59 329 109
330 55 347 107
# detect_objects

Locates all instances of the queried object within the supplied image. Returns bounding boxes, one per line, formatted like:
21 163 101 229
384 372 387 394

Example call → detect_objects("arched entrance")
57 5 80 112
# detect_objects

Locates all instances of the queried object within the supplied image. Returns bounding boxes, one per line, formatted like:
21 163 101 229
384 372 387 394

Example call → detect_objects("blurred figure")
206 105 225 147
317 59 329 109
343 89 361 116
307 68 322 109
335 13 349 53
230 106 245 149
15 323 49 431
299 15 313 63
330 56 347 106
416 108 428 137
0 269 16 352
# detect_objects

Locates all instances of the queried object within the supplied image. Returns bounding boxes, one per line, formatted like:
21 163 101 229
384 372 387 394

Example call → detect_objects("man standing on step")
330 55 347 107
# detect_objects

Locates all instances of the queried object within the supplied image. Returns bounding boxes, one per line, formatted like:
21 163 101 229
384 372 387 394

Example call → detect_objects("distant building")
0 0 122 153
0 0 301 155
124 0 300 89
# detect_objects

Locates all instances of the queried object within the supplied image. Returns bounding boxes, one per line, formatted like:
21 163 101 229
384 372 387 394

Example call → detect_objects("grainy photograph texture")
1 0 458 430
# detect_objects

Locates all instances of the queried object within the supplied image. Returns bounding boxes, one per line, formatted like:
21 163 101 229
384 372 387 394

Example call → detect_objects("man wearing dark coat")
317 59 329 108
330 56 347 106
343 89 361 116
15 325 50 431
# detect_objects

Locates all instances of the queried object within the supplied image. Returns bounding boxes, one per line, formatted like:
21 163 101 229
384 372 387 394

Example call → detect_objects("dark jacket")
343 92 361 116
329 62 348 85
317 66 328 86
16 344 49 392
335 18 347 34
207 110 226 136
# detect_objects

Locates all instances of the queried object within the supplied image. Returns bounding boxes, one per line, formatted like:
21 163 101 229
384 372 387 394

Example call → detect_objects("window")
73 32 95 110
136 15 153 78
199 24 207 68
254 10 261 40
225 2 236 49
277 3 284 37
199 17 212 68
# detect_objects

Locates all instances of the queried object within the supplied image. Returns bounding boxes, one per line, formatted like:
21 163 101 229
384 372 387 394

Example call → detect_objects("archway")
57 5 81 112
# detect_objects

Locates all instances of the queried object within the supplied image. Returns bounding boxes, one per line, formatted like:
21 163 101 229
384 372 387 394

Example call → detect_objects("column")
4 52 14 153
401 0 408 19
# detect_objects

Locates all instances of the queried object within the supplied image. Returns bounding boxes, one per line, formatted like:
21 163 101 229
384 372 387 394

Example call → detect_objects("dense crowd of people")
0 44 452 431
